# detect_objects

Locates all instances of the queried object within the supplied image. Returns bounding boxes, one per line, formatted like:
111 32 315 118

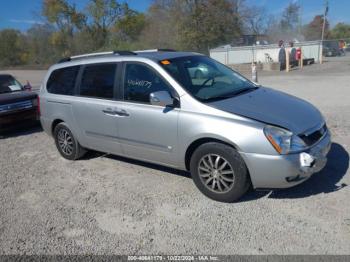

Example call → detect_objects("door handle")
102 108 129 117
114 109 129 117
102 108 117 115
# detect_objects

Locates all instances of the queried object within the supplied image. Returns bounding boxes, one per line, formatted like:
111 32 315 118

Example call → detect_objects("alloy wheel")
197 154 235 193
57 129 74 156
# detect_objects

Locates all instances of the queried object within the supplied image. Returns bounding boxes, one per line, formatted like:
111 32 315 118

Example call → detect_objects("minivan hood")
208 87 323 134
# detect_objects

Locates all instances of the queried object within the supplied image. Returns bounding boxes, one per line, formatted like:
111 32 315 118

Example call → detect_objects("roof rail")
134 48 176 53
113 50 137 56
57 57 71 63
70 51 115 60
57 50 136 63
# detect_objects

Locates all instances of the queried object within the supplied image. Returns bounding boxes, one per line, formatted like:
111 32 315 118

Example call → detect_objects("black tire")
190 142 250 202
53 122 86 160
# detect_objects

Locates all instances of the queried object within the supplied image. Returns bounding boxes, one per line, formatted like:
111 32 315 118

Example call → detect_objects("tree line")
0 0 350 67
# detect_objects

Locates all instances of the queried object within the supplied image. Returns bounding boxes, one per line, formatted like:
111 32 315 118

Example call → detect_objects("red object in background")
24 80 32 91
37 96 40 117
296 48 302 60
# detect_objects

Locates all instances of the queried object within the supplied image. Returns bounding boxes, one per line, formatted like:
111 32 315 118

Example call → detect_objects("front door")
116 62 179 167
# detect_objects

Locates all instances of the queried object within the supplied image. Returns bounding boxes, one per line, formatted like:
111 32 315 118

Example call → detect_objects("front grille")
0 100 33 114
299 124 327 146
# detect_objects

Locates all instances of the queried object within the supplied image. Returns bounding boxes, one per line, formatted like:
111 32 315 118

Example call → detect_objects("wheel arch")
51 119 64 135
184 137 239 171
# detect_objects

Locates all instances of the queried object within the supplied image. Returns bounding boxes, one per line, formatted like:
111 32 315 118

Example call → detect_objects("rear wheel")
54 122 86 160
190 142 250 202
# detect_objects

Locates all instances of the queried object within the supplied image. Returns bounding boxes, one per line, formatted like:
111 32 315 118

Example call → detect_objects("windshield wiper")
202 86 259 102
231 86 259 96
202 94 236 102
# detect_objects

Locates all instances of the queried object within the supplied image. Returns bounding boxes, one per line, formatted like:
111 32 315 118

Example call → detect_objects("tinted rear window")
79 63 116 99
47 66 79 95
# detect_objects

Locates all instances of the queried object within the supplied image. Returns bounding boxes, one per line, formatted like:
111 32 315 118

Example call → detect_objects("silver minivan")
40 50 331 202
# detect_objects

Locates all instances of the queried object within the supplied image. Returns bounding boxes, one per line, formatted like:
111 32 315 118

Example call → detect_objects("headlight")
264 125 307 154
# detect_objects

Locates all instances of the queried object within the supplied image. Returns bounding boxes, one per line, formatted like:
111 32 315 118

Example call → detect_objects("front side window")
47 66 79 95
160 56 256 102
79 63 116 99
124 63 172 104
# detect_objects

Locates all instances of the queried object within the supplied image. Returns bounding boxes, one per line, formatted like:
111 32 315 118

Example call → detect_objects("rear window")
79 63 116 99
47 66 79 95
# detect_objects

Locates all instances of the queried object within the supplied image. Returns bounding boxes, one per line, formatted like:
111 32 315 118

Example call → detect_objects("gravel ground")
0 57 349 255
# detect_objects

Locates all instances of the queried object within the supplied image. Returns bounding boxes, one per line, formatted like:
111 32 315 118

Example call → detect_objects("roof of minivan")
136 51 202 61
56 51 202 66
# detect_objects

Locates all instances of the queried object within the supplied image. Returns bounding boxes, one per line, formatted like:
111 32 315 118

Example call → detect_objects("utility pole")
320 0 329 64
298 0 302 36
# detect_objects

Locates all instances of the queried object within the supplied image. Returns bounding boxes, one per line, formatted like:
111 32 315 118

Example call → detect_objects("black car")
323 41 345 57
0 74 38 131
323 46 340 57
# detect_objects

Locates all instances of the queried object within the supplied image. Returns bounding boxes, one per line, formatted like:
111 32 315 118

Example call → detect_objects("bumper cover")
241 131 332 189
0 108 38 131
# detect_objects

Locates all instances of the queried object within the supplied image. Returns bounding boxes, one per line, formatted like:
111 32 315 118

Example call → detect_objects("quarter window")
47 66 79 95
124 63 172 103
80 64 116 99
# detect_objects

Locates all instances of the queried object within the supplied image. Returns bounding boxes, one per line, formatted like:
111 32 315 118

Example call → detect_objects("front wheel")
190 142 250 202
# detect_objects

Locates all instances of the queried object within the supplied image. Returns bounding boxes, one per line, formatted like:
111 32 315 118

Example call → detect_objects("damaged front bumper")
240 131 332 189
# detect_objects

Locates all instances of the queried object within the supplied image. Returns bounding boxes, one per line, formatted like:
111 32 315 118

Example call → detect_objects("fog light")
300 152 315 167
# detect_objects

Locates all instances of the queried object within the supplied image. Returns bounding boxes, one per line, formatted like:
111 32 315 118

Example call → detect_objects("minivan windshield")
160 56 257 102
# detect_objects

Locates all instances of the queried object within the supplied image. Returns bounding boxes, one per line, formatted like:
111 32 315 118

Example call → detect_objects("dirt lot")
0 57 349 255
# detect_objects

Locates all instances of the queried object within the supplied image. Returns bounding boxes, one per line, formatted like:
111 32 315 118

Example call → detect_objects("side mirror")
149 91 174 107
